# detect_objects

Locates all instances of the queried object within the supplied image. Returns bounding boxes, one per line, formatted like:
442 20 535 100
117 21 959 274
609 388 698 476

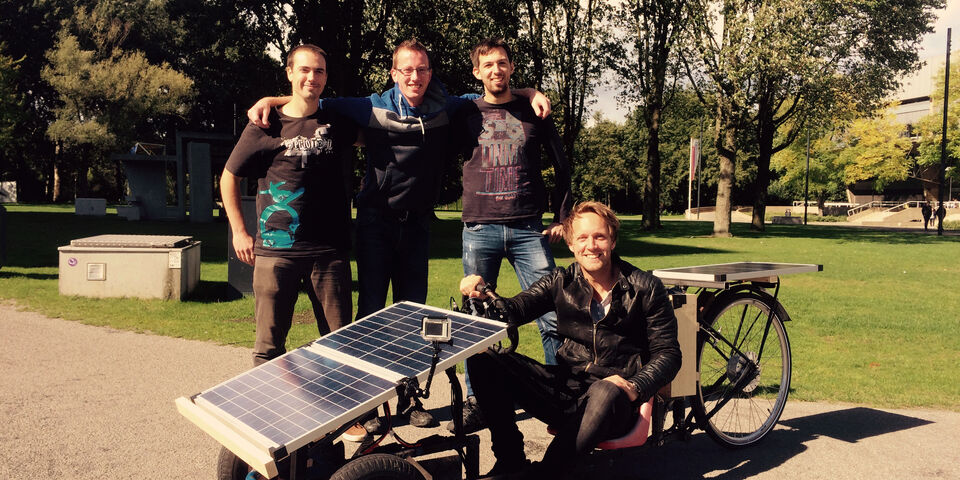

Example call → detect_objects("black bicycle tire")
216 446 254 480
691 291 792 448
328 453 425 480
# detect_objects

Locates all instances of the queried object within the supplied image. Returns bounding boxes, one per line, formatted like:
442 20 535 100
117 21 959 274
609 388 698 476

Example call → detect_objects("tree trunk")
642 105 662 230
52 142 62 202
751 99 775 231
52 163 62 202
714 106 736 237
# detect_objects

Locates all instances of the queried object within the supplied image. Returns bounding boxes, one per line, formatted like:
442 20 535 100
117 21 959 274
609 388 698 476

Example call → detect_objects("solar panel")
176 301 506 478
653 262 822 286
313 302 506 378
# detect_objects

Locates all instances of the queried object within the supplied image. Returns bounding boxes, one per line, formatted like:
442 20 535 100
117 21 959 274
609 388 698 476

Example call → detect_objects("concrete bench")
772 216 802 224
75 198 106 216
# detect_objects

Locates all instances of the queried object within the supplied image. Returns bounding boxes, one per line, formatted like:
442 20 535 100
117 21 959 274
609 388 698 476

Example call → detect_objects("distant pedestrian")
921 202 932 231
936 203 946 228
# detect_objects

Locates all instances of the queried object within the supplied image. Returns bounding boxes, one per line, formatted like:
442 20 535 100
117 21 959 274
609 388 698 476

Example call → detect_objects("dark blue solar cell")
259 425 289 445
238 411 269 432
299 403 331 421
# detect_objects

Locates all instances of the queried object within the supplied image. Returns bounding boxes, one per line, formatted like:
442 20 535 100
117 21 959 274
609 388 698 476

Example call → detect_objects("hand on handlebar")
460 275 492 298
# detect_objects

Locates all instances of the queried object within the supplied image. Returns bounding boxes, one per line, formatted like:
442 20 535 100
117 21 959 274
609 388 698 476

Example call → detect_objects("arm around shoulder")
247 96 292 128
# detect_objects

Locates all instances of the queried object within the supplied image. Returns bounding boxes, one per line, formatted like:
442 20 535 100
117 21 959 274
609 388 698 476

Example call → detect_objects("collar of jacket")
375 78 450 118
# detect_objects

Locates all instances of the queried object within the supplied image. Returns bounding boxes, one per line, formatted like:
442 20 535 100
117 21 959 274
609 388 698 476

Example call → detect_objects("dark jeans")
355 207 431 319
467 350 636 471
252 252 352 366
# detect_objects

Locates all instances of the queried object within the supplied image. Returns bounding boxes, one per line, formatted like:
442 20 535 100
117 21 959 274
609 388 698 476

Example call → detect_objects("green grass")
1 204 959 410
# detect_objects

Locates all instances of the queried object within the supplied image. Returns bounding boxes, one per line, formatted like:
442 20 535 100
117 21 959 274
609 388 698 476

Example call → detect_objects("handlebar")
461 284 519 355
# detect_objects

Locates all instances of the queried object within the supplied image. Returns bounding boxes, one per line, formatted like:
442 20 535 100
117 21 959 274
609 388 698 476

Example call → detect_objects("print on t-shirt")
257 124 334 249
258 181 303 248
281 124 335 168
479 110 523 200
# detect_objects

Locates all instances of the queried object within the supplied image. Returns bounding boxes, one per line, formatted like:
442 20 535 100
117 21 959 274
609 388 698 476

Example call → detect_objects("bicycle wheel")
692 292 792 448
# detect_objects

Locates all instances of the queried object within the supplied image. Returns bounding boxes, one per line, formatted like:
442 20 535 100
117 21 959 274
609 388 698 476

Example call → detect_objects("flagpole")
688 140 693 218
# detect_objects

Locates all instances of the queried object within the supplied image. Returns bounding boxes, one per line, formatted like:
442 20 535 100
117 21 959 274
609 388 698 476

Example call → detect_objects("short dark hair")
470 37 512 69
286 44 328 69
392 38 431 68
563 201 620 245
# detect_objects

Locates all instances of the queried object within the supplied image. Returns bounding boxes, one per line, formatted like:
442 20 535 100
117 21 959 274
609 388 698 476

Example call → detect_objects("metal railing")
847 201 900 217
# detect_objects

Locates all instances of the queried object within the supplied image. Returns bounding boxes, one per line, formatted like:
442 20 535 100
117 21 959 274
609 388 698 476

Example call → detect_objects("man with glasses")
247 38 550 439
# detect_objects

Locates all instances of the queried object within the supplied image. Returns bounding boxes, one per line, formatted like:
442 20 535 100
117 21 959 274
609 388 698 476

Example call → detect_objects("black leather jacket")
503 256 681 403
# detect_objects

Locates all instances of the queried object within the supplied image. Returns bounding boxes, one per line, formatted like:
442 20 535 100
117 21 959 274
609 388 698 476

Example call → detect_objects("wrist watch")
628 379 642 396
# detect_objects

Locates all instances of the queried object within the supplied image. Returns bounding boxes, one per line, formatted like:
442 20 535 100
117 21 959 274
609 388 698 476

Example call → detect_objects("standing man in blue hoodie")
247 38 550 436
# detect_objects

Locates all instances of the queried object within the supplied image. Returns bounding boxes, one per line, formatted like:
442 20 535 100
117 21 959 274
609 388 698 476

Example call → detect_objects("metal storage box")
58 234 201 300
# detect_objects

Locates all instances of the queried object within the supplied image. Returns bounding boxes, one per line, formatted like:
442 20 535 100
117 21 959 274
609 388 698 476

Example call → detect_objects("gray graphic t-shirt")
455 98 572 224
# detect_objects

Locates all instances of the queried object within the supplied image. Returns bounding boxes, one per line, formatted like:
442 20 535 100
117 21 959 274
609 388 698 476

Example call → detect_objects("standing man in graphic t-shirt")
221 44 356 367
447 37 573 433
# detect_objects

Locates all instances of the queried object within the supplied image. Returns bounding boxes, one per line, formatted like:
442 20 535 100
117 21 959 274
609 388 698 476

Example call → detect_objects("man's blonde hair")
562 201 620 244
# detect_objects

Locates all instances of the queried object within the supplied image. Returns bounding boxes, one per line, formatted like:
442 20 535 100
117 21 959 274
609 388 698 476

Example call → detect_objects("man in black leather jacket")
461 201 681 478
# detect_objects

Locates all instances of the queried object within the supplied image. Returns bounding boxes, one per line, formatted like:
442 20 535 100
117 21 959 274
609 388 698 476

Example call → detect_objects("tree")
686 0 942 235
771 130 848 212
747 0 942 230
531 0 611 163
834 112 913 191
685 0 760 236
41 8 193 200
915 51 960 199
575 113 639 206
0 45 23 159
610 0 687 230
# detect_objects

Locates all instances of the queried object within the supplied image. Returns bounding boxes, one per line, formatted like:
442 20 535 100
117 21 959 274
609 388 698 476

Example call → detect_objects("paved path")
1 303 958 479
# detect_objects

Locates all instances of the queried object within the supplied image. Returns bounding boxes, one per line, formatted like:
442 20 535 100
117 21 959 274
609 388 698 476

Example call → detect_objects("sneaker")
446 396 485 433
407 405 437 428
341 422 369 442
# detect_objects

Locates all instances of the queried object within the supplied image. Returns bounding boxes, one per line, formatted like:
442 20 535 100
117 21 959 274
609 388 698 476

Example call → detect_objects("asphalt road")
1 302 958 479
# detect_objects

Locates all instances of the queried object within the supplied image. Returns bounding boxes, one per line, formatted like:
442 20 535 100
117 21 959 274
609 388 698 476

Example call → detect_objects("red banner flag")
689 138 700 181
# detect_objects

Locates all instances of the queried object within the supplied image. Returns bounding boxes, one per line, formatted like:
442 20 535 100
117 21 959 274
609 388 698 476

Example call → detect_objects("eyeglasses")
394 67 432 77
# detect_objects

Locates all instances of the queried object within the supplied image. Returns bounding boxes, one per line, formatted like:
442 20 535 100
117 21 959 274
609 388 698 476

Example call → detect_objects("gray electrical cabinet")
58 234 201 300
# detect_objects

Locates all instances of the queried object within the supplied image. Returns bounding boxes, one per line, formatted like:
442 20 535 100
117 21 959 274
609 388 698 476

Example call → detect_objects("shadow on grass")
0 270 58 280
187 280 245 303
185 278 363 304
573 406 933 479
661 220 956 244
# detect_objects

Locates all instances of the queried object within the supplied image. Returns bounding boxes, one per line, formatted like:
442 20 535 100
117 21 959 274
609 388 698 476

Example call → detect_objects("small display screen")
424 321 445 336
421 316 451 342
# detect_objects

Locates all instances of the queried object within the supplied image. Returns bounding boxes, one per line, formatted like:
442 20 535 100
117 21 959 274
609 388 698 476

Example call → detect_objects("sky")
590 1 960 125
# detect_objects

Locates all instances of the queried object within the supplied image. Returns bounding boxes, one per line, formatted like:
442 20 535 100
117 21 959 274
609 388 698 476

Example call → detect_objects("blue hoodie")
321 81 472 211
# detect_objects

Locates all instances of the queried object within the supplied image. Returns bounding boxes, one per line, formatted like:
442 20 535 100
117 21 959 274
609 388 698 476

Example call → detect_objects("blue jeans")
462 218 561 396
355 207 431 319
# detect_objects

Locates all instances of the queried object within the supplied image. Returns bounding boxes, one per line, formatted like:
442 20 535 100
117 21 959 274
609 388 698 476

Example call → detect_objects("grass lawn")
1 204 958 411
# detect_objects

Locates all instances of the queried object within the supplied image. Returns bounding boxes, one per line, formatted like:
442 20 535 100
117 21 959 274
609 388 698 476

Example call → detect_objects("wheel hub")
726 351 760 393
